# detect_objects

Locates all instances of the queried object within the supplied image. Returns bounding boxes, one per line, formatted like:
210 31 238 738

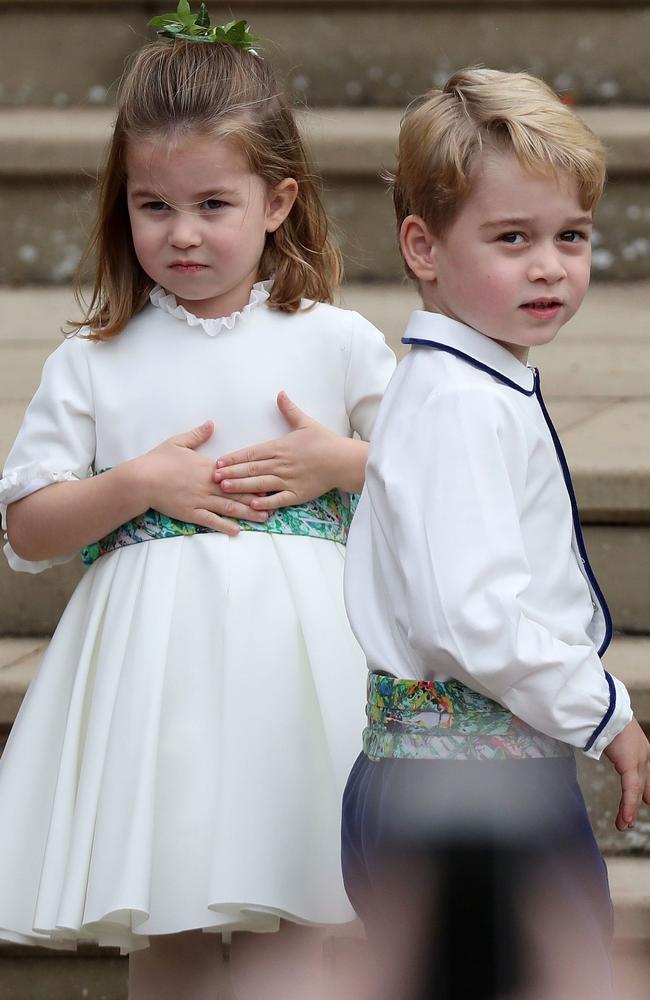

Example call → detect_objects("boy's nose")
527 247 566 283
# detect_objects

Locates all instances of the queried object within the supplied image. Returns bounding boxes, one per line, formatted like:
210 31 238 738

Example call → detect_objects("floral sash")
82 487 358 565
364 673 573 761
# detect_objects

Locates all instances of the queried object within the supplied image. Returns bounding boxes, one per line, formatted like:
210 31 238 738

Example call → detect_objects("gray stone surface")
584 526 650 631
0 559 83 636
2 1 650 107
0 945 127 1000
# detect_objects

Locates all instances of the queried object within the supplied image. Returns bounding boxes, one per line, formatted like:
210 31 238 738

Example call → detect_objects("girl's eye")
499 232 526 245
559 230 587 243
201 199 226 210
144 201 169 212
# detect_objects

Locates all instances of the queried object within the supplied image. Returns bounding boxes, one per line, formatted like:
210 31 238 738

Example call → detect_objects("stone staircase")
1 1 649 997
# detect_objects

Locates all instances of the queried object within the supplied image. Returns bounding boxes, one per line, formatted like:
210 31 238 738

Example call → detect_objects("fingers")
192 510 240 537
220 474 285 495
215 444 278 474
276 390 311 429
209 496 268 522
618 767 645 829
214 459 275 483
250 490 295 511
170 421 214 450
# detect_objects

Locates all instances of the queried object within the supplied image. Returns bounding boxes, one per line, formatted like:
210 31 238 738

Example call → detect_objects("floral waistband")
363 673 573 762
82 482 358 566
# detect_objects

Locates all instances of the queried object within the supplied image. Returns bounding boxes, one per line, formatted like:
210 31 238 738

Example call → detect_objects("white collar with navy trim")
402 311 536 395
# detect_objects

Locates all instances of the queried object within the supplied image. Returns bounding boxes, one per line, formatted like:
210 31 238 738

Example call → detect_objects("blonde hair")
70 40 342 339
392 67 606 280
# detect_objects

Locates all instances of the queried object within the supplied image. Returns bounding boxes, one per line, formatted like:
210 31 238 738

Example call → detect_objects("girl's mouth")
169 262 208 274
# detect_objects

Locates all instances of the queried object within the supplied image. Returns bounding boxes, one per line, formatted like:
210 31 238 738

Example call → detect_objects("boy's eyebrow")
480 215 593 230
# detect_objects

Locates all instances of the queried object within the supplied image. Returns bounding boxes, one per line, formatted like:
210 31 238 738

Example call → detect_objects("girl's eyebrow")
128 187 237 200
480 214 593 230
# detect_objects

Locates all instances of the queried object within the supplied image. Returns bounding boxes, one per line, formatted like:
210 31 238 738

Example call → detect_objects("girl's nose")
168 211 202 249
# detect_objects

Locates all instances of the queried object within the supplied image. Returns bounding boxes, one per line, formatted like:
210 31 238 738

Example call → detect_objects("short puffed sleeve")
344 311 396 441
0 335 96 573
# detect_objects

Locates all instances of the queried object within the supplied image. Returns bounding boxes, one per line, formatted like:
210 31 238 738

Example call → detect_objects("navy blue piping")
401 338 536 395
404 337 616 749
584 672 617 753
532 369 613 658
533 370 615 751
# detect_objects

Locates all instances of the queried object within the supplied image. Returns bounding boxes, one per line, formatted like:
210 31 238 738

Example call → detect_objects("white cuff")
582 673 633 760
1 464 78 573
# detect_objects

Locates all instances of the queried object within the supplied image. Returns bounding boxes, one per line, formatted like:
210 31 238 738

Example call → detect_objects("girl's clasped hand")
136 419 269 537
214 391 368 510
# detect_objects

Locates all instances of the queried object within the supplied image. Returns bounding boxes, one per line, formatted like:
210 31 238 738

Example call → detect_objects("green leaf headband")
149 1 258 51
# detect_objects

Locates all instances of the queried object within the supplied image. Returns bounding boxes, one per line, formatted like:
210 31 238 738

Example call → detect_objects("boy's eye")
499 232 526 245
559 230 587 243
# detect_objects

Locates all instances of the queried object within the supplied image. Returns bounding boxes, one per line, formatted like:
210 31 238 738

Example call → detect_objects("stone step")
2 106 650 282
0 872 647 1000
2 1 650 109
1 889 648 1000
1 281 649 634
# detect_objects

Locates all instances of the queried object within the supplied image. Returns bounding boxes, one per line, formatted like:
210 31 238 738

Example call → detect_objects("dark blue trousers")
342 753 614 1000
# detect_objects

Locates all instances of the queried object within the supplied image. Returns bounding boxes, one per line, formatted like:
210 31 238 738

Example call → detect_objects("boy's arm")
370 384 633 758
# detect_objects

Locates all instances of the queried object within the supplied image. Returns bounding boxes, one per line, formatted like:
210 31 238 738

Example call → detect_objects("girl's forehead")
125 132 252 186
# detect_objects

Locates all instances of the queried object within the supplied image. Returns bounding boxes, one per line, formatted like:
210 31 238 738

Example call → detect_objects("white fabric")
148 278 272 336
344 311 632 761
0 291 396 951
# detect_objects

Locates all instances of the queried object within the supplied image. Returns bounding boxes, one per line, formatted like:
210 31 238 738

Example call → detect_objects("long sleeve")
367 382 631 758
1 336 96 573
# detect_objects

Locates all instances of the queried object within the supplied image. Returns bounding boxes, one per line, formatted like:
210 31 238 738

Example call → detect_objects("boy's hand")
134 421 269 537
603 718 650 831
213 392 366 508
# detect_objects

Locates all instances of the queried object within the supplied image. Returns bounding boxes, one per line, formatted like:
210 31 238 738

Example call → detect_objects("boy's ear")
265 178 299 232
400 215 438 282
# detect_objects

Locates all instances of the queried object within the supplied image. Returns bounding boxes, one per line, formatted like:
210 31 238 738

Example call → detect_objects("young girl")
0 13 395 1000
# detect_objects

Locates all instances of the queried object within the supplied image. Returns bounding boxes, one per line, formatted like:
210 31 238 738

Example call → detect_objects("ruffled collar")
149 279 272 336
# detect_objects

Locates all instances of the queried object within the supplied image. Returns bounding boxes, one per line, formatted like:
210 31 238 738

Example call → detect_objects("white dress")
0 282 396 953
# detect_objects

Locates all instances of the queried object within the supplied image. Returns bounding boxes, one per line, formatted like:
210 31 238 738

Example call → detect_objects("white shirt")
344 311 632 760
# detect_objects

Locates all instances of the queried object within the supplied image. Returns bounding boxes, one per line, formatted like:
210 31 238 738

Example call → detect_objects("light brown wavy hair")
391 67 606 281
70 40 342 339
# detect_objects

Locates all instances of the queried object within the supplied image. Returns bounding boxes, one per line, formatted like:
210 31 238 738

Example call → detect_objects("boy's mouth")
519 298 563 318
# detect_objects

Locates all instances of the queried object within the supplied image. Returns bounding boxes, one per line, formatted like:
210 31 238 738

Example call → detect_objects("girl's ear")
400 214 438 282
265 178 299 233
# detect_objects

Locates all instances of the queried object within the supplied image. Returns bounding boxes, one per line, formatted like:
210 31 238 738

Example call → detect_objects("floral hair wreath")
149 1 258 51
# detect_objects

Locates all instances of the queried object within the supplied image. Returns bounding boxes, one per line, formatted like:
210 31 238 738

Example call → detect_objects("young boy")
342 68 650 999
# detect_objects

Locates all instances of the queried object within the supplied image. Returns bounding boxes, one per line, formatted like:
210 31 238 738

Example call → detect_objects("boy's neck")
418 299 531 366
420 282 530 365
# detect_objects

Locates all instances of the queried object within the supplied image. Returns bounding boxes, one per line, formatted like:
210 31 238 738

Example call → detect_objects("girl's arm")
7 421 269 562
214 392 368 510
